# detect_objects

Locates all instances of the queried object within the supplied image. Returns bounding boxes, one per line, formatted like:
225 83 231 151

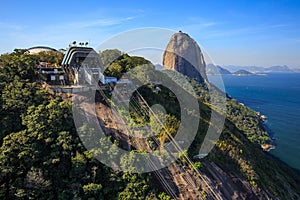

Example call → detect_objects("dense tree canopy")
0 49 43 140
36 51 64 66
103 52 151 79
0 49 172 200
99 49 122 67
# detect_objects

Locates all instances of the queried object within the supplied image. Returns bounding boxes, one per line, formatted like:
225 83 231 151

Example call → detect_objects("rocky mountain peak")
163 31 207 82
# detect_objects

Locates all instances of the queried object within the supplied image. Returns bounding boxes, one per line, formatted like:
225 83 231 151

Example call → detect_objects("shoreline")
265 151 300 175
257 112 277 152
261 143 276 152
219 73 300 173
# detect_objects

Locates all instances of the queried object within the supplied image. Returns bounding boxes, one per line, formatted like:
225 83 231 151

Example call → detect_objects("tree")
36 51 64 65
118 172 150 200
104 62 123 79
0 130 35 199
0 81 47 139
0 50 46 140
99 49 122 67
0 98 77 199
0 49 39 83
149 113 179 147
82 183 103 199
103 53 152 79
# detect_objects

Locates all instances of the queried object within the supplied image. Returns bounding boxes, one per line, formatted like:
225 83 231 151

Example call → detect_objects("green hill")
233 69 254 76
0 49 299 199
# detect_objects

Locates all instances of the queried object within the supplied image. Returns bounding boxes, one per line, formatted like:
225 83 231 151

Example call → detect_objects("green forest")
0 50 172 199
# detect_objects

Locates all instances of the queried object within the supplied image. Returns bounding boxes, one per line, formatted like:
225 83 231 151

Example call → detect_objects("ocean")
209 73 300 170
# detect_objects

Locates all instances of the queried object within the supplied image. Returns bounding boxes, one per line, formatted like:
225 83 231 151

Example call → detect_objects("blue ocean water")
209 73 300 170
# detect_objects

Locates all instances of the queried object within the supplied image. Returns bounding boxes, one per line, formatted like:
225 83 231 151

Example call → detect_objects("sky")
1 0 300 67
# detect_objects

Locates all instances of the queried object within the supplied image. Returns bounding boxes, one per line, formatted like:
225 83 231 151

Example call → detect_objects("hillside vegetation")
0 50 171 199
0 49 299 199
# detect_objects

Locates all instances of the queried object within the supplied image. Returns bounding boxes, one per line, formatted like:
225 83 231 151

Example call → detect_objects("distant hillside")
206 64 232 75
223 65 297 73
293 68 300 73
155 64 163 70
264 65 293 73
222 65 262 73
233 69 254 76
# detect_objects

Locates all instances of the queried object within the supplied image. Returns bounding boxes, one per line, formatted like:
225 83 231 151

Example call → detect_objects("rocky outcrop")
163 31 207 83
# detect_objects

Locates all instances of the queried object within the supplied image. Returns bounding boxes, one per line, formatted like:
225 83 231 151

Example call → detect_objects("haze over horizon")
1 0 300 67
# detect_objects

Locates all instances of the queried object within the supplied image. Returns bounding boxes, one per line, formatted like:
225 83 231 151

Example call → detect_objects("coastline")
261 143 276 152
256 112 277 152
220 73 300 172
265 151 300 175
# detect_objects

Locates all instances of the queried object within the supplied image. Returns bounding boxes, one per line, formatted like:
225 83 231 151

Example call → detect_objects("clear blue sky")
1 0 300 67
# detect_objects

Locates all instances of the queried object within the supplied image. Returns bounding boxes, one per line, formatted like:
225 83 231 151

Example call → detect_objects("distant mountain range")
207 64 255 76
158 63 300 75
220 64 300 73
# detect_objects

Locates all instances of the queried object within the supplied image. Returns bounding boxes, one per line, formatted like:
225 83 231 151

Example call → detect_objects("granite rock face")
163 31 207 83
